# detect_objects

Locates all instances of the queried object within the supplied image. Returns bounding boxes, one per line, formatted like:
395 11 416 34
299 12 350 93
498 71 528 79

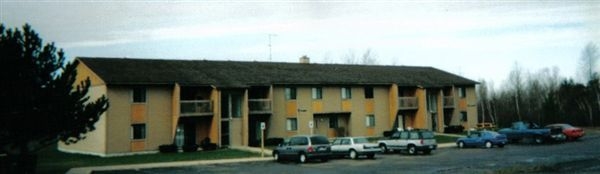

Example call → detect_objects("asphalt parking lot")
95 129 600 174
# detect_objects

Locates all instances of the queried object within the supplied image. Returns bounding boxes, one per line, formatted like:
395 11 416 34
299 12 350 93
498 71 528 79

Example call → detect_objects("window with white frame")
366 115 375 127
341 87 352 99
286 118 298 131
458 87 466 98
132 87 146 103
131 124 146 140
285 87 297 100
312 87 323 99
460 112 468 122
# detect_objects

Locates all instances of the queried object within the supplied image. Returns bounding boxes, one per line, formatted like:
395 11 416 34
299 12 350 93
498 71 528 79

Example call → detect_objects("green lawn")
36 145 260 174
434 135 459 143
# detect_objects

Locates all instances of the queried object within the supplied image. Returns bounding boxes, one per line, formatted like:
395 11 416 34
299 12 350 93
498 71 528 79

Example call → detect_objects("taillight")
307 146 314 153
420 139 424 145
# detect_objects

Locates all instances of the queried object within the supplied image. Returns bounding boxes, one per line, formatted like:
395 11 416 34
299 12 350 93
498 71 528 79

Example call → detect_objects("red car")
545 123 584 141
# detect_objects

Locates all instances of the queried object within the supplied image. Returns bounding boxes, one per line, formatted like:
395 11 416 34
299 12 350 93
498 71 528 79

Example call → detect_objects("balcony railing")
398 97 418 110
180 100 212 116
443 96 455 108
249 99 272 114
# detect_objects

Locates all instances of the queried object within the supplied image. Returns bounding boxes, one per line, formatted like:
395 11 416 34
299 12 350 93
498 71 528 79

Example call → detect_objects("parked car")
498 121 565 144
456 130 508 148
377 129 437 155
272 135 331 163
331 137 380 159
545 123 585 141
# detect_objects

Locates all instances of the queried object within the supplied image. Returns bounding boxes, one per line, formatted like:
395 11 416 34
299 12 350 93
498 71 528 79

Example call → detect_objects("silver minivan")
273 135 331 163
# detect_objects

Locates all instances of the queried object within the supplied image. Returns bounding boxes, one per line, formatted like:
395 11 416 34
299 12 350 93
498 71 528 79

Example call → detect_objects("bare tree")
343 49 358 64
361 48 378 65
578 42 599 83
507 62 525 121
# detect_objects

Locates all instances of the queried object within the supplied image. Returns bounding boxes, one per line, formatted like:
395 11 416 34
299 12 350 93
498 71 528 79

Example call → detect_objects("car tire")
380 144 388 153
367 153 375 159
298 153 307 163
457 141 465 148
349 150 358 159
321 156 329 162
408 145 416 155
485 141 493 148
273 152 281 162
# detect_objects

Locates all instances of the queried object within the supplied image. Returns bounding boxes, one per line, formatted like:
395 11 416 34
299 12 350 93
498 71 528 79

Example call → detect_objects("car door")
465 132 482 146
399 132 412 149
331 138 344 155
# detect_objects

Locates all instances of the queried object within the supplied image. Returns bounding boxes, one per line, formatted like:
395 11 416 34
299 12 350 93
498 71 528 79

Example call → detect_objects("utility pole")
268 34 277 61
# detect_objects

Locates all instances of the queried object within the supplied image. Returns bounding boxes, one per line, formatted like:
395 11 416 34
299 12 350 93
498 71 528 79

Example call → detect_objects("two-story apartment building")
59 57 478 156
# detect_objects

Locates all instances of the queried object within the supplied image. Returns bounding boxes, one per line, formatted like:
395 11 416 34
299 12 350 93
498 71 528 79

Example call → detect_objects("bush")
159 144 178 153
182 144 199 152
444 125 464 133
265 137 284 146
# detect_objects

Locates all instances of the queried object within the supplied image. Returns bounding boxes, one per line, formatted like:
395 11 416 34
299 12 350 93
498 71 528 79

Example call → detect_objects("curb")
66 157 273 174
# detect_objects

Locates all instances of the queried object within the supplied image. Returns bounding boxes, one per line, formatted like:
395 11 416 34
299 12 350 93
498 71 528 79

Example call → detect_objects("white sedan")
331 137 380 159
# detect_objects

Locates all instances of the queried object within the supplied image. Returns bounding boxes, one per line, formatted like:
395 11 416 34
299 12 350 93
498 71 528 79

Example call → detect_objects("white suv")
377 129 437 155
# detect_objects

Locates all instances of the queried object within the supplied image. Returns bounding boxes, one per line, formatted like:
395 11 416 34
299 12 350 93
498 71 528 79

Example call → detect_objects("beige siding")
58 85 108 155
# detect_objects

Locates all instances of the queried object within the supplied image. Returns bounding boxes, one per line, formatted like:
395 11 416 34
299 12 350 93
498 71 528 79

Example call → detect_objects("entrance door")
395 114 405 130
431 113 438 132
220 121 230 146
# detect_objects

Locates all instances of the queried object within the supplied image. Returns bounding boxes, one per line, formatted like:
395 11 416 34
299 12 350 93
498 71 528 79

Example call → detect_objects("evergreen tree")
0 24 108 173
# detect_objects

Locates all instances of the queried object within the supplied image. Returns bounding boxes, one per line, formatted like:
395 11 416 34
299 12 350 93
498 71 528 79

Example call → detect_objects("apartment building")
59 57 478 156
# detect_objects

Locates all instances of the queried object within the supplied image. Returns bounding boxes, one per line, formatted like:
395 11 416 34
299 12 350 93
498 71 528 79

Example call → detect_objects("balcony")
398 97 418 110
249 99 272 114
443 96 455 108
180 100 212 117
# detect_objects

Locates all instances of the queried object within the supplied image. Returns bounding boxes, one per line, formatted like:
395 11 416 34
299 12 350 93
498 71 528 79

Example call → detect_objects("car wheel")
367 153 375 159
298 153 307 163
485 141 493 148
380 144 388 153
408 145 416 155
534 136 544 144
457 141 465 148
321 156 329 162
273 152 281 162
349 150 358 159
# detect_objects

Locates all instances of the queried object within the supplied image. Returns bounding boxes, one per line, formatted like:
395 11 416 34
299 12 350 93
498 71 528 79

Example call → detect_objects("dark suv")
377 129 437 155
273 135 331 163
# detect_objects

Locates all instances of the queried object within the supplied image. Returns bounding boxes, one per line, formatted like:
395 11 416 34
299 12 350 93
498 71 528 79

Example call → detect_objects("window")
458 87 466 98
221 92 242 118
329 116 338 128
312 87 322 99
341 87 352 99
132 87 146 103
285 87 297 100
400 132 409 139
131 124 146 140
286 118 298 131
290 137 307 145
364 87 374 99
460 112 468 122
366 115 375 127
341 139 351 145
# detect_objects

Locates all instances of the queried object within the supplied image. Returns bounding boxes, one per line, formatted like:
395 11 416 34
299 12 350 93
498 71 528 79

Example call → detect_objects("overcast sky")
1 1 599 88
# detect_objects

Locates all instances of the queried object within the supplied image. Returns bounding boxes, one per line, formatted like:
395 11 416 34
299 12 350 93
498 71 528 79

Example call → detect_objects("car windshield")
421 132 434 139
353 138 369 143
310 136 330 145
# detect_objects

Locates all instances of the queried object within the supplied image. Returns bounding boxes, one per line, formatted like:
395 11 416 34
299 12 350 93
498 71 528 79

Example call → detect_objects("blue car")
456 131 507 148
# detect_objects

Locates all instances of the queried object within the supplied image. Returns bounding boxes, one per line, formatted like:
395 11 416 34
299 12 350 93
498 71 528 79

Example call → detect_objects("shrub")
182 144 199 152
159 144 178 153
265 138 284 146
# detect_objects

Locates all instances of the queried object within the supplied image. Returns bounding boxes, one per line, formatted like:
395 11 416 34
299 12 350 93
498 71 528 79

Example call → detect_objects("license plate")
429 145 433 149
318 147 326 151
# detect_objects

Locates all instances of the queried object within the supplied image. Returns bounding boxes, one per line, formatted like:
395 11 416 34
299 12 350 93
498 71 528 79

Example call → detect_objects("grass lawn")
434 135 459 143
36 145 260 174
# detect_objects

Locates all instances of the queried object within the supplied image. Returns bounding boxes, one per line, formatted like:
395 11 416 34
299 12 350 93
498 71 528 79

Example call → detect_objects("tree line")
478 42 600 128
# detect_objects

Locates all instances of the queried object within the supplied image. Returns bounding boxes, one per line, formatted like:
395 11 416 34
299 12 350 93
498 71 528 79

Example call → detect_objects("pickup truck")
498 121 565 144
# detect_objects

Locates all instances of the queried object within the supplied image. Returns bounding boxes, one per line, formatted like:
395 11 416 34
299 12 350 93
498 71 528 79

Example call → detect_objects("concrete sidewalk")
67 144 456 174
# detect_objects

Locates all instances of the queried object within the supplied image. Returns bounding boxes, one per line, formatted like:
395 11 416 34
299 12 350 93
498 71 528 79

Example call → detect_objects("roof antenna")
268 34 277 61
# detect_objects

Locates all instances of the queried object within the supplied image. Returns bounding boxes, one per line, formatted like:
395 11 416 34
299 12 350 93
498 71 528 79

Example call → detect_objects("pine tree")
0 24 109 173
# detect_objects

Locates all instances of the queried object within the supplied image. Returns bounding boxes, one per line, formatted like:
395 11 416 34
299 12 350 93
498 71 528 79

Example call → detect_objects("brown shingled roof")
77 57 478 87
